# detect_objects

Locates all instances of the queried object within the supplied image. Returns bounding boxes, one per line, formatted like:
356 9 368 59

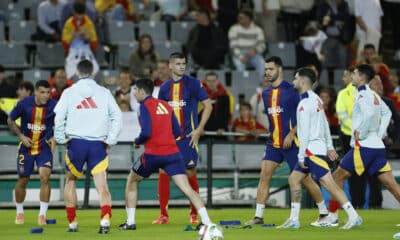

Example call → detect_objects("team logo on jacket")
76 97 98 109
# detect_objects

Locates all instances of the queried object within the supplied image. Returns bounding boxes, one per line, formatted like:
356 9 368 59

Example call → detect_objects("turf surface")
2 208 399 239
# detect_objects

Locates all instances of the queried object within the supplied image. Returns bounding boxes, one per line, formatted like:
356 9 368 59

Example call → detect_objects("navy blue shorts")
294 154 330 181
177 138 198 169
263 145 299 172
16 143 53 177
132 152 186 178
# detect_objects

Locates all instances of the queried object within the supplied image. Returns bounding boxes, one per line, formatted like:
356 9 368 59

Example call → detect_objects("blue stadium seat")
17 0 42 8
154 41 181 59
0 22 5 42
108 21 135 44
266 42 296 68
0 43 30 68
35 42 65 68
117 42 138 67
23 69 51 83
170 21 196 43
3 3 25 21
138 21 167 42
9 20 36 43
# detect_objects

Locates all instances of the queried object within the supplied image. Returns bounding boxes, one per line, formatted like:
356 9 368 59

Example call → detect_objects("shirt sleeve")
378 97 392 139
134 103 151 145
297 102 311 163
9 101 23 121
105 91 122 145
38 4 55 34
194 79 209 102
54 91 69 144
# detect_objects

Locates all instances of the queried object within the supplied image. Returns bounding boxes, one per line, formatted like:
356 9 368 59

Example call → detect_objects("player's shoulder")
47 98 57 108
19 96 34 105
159 79 173 90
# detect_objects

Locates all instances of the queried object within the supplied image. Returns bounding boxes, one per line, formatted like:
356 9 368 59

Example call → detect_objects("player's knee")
39 175 50 185
288 175 301 187
17 177 29 187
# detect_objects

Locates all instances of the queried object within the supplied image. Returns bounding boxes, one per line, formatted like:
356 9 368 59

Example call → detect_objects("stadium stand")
34 42 65 68
108 21 135 44
170 21 196 43
138 21 167 42
0 43 30 68
117 42 138 67
9 20 36 43
154 41 182 59
22 69 51 83
266 42 297 68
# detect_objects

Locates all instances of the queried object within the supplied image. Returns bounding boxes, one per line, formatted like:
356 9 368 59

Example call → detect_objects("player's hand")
283 131 294 149
188 128 202 148
19 135 32 148
354 131 360 141
47 137 56 154
134 144 140 149
299 161 308 169
327 150 338 161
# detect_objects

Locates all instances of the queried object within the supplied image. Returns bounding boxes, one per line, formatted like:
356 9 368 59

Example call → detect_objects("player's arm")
188 98 212 147
134 104 151 145
297 104 311 167
54 91 69 144
378 98 392 139
322 109 338 161
7 103 32 147
105 92 123 146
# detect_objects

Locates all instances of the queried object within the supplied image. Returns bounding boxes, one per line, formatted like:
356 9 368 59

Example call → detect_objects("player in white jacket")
54 60 122 234
327 64 400 228
277 67 361 230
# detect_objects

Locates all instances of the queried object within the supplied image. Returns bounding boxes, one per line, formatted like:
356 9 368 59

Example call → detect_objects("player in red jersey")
119 78 212 230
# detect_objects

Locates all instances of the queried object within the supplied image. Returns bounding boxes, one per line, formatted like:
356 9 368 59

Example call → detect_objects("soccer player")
7 80 56 225
119 78 212 230
277 68 362 229
326 64 400 226
154 52 212 224
246 56 328 226
54 60 122 234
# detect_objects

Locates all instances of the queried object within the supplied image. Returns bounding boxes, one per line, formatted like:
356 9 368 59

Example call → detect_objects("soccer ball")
198 223 224 240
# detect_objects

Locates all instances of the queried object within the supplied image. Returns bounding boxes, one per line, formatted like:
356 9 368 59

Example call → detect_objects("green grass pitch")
1 208 399 239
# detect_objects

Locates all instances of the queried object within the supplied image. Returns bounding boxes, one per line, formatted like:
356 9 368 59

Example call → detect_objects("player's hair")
239 8 254 21
73 1 85 14
239 101 252 111
169 52 186 62
363 43 375 50
18 81 34 94
265 56 283 68
119 67 130 75
296 67 317 85
77 59 93 77
205 71 218 78
356 64 375 82
158 59 169 65
135 78 154 95
35 80 50 89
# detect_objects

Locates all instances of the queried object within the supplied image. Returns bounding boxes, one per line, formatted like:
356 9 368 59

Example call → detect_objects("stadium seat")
108 21 135 44
35 42 65 68
0 43 30 68
170 21 196 43
212 144 236 170
3 3 25 21
138 21 167 42
0 144 18 174
230 70 259 100
9 20 36 43
132 0 155 19
95 45 109 68
95 69 120 91
107 145 134 172
22 69 51 83
266 42 296 68
333 69 345 92
154 41 182 59
197 69 226 83
319 69 329 87
235 144 264 171
0 22 5 42
282 69 294 81
17 0 42 8
117 42 138 67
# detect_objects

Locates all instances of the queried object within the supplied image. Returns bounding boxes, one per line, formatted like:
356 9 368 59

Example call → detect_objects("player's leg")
171 174 211 225
319 173 361 229
377 171 400 202
38 166 51 225
327 167 352 225
122 170 144 229
154 168 170 224
277 170 305 229
246 159 279 225
64 171 78 231
187 167 200 224
14 151 34 224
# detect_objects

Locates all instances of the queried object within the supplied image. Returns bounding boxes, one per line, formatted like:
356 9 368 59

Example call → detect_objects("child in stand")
233 102 267 141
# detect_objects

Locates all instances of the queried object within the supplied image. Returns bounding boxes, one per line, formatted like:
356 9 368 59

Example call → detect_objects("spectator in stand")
369 55 393 97
358 44 377 64
115 69 132 104
233 102 267 142
319 87 340 135
189 0 216 18
383 0 400 60
152 60 170 87
149 0 189 21
280 0 315 41
228 9 266 82
370 75 400 151
129 34 159 79
0 65 17 99
200 71 233 137
186 9 228 69
316 0 351 69
391 71 400 94
60 0 96 30
354 0 383 61
95 0 134 21
62 2 99 79
249 77 270 130
33 0 66 42
253 0 280 42
48 69 73 101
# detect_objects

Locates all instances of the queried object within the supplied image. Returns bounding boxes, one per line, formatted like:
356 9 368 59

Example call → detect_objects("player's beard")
269 71 279 83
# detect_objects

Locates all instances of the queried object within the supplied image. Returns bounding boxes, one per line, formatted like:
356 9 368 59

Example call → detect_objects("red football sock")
158 172 170 217
66 207 76 223
329 199 340 212
188 175 199 216
101 205 112 219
